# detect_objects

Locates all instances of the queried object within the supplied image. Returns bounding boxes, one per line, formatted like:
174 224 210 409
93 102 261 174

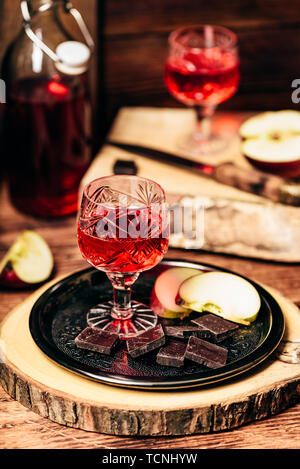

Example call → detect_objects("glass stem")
194 105 216 141
107 272 139 320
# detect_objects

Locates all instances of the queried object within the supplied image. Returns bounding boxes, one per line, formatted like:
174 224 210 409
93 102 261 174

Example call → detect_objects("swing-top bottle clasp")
20 0 94 75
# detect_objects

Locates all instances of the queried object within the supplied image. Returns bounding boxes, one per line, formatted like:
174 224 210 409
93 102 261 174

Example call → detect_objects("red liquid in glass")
5 76 91 217
78 206 169 273
165 48 240 106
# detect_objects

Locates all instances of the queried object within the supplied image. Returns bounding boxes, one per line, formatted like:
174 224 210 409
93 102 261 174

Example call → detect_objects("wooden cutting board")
81 107 300 262
1 274 300 436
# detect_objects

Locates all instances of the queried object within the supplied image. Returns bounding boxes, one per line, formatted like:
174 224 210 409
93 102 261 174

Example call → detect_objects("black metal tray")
29 260 285 390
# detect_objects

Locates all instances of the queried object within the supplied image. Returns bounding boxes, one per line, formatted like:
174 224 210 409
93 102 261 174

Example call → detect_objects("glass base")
87 301 158 339
177 132 229 158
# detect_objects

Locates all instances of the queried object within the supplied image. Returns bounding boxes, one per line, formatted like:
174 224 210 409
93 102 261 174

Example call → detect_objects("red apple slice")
240 110 300 178
150 267 199 318
0 231 54 287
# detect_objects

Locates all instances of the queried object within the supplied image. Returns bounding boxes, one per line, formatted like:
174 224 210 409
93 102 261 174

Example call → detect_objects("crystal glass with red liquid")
78 175 169 339
165 25 240 155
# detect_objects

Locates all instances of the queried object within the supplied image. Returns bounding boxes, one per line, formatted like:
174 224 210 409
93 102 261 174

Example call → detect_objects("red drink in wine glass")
165 48 239 107
78 175 169 339
165 25 240 156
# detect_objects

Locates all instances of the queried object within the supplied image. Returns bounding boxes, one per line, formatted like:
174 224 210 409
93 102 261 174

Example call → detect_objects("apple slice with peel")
150 267 200 319
0 231 54 287
240 110 300 178
178 272 261 325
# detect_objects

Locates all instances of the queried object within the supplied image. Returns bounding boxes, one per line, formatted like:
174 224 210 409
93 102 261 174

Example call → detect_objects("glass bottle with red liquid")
2 0 94 217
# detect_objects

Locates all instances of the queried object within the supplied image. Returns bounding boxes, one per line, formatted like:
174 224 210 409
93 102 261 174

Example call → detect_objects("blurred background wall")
1 0 300 150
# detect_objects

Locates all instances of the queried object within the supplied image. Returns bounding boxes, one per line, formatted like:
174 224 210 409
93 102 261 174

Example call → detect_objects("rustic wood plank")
1 382 300 449
104 0 300 36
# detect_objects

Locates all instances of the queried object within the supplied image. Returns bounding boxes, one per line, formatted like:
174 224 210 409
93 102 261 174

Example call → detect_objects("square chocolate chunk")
164 325 211 340
191 314 238 342
185 336 228 369
156 339 187 367
127 324 165 358
75 327 119 355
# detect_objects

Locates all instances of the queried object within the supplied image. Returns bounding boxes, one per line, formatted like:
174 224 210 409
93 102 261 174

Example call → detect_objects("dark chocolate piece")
164 325 211 340
156 339 187 367
75 327 119 355
113 159 138 175
126 324 165 358
185 336 228 369
191 314 238 342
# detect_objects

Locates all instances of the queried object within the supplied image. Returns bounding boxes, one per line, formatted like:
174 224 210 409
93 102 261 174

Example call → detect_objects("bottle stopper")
55 41 91 75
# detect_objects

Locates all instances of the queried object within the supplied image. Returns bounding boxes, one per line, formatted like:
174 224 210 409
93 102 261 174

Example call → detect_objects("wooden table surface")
1 184 300 449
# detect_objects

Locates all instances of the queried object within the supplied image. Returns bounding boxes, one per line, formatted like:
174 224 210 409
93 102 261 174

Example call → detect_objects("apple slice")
150 267 200 319
240 110 300 178
178 271 261 325
0 231 54 287
240 110 300 138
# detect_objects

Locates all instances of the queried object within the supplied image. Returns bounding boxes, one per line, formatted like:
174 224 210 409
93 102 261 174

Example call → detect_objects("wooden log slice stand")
1 276 300 436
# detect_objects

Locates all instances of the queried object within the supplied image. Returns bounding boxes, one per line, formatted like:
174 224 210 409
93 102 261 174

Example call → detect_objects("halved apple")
150 267 199 319
240 110 300 178
178 271 261 325
0 231 54 287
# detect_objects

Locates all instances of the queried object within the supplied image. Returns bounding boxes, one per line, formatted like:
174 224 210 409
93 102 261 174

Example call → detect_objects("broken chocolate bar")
126 324 165 358
191 314 238 343
75 327 119 355
185 336 228 369
164 325 211 340
156 339 187 367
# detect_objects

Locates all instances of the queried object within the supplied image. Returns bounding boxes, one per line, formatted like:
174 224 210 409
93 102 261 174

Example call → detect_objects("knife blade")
107 140 300 206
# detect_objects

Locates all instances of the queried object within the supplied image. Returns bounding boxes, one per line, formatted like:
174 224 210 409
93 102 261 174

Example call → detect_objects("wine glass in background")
77 175 169 339
165 24 240 156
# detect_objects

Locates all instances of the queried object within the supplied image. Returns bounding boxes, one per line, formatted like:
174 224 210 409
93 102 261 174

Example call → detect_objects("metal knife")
107 140 300 206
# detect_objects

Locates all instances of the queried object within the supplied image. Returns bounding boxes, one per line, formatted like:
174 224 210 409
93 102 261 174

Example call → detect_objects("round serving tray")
29 260 284 390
